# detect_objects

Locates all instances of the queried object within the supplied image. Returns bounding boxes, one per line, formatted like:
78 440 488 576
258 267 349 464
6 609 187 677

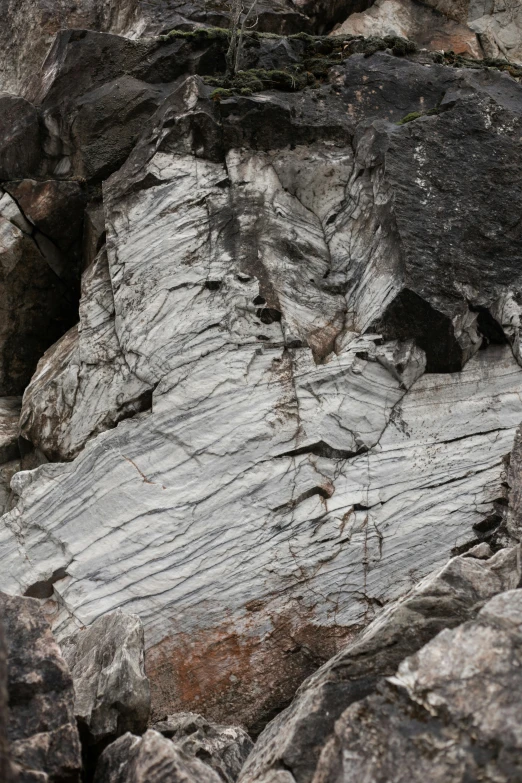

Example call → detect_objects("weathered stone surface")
0 95 42 181
0 592 81 783
334 0 482 58
61 611 150 747
313 587 522 783
239 546 521 783
94 729 223 783
152 712 253 783
0 189 79 395
3 56 522 732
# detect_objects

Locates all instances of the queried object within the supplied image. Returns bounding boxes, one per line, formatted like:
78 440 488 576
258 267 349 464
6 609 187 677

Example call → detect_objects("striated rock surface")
152 712 253 782
238 546 521 783
61 611 150 747
2 50 522 733
313 587 522 783
0 592 81 783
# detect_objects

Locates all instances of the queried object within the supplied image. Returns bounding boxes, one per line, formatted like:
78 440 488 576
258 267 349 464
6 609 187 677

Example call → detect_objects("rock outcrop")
0 592 81 783
0 0 522 776
0 617 11 783
1 43 522 733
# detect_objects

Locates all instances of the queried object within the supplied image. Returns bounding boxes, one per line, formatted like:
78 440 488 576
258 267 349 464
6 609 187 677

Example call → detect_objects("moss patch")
207 68 313 98
397 107 442 125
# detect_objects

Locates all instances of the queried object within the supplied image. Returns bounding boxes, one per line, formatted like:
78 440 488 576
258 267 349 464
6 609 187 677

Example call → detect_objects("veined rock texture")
1 2 522 777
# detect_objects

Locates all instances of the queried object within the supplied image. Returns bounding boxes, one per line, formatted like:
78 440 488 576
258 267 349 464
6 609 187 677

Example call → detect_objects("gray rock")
152 712 253 782
239 546 521 783
61 611 150 746
94 729 223 783
313 587 522 783
0 592 81 783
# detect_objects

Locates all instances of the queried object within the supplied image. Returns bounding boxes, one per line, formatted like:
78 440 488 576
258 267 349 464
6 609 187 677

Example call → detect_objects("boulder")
152 712 253 782
94 730 223 783
0 592 81 783
313 587 522 782
61 611 150 746
238 546 521 783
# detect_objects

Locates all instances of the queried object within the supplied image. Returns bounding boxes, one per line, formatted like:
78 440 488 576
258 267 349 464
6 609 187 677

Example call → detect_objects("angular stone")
61 611 150 746
313 587 522 783
152 712 253 783
239 546 521 783
0 592 81 783
94 729 223 783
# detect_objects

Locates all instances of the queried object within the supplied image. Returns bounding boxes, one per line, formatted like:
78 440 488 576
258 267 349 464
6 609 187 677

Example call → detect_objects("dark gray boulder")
0 617 11 783
0 592 81 783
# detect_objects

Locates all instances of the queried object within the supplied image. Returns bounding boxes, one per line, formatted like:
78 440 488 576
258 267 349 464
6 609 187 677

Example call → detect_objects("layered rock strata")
0 41 522 733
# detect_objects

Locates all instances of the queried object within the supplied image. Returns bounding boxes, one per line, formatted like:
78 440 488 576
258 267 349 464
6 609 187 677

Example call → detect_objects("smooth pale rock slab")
152 712 253 783
94 729 223 783
61 611 150 746
313 587 522 783
239 546 521 783
0 592 81 783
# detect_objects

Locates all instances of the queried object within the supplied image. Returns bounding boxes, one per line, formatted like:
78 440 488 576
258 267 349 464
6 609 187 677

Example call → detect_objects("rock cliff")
0 2 522 781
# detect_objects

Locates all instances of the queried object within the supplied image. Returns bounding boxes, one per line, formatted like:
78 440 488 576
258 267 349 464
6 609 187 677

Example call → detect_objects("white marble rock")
1 143 521 728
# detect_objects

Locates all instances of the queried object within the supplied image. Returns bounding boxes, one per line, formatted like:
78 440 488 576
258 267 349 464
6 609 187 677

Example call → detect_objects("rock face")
2 49 522 734
238 546 521 783
313 588 522 783
61 611 150 747
152 712 253 783
0 592 81 783
94 730 224 783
